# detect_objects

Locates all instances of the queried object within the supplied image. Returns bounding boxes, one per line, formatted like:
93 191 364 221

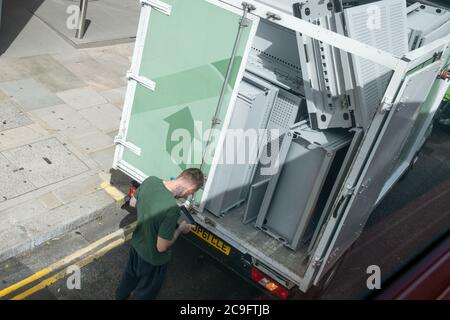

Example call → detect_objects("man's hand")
129 196 137 208
179 221 195 234
156 222 194 253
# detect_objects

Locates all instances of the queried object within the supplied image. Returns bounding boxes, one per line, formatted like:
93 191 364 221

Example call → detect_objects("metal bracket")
381 98 394 112
312 256 323 268
114 136 142 156
212 117 222 126
266 12 282 21
242 2 256 12
140 0 172 15
127 71 156 91
344 184 356 196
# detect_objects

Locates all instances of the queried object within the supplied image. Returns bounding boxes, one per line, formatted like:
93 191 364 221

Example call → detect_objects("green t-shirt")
131 176 180 265
444 87 450 102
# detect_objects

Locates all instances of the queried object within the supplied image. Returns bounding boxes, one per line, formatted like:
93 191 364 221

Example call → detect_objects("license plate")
192 226 231 256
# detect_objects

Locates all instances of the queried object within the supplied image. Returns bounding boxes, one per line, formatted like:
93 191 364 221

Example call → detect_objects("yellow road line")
11 235 132 300
0 222 136 299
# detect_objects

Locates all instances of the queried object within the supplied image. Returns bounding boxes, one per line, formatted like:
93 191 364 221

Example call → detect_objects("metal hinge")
114 136 142 156
344 184 356 196
242 2 256 12
266 12 282 21
312 256 323 268
140 0 172 15
212 117 222 126
381 98 394 112
433 51 443 62
127 71 156 91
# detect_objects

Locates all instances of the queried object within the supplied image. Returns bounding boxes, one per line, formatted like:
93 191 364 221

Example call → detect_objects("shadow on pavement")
0 0 46 56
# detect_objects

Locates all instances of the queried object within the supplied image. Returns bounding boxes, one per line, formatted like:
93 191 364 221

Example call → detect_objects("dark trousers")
116 246 168 300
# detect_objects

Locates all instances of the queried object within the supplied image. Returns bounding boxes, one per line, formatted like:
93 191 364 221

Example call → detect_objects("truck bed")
198 204 311 280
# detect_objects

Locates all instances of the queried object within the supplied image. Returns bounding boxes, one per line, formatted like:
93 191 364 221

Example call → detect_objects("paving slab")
0 124 49 150
70 130 114 154
0 61 29 82
110 42 135 59
52 173 104 205
2 138 89 189
5 54 84 93
38 192 64 210
0 79 63 111
51 51 92 66
31 104 99 138
0 89 9 101
9 54 69 77
78 103 122 133
90 146 116 173
0 199 48 226
0 99 33 132
98 86 126 109
65 58 126 91
33 69 86 93
57 86 107 110
86 49 131 77
107 130 119 139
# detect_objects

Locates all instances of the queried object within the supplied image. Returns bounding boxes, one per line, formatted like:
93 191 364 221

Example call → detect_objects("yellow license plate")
192 226 231 256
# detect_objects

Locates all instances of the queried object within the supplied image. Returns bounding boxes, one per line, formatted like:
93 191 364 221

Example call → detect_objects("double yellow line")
0 222 136 300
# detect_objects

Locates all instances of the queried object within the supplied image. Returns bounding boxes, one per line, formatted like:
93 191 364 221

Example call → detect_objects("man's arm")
157 221 194 253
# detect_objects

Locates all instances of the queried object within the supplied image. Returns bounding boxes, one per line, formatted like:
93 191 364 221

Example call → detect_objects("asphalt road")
1 125 449 300
23 240 264 300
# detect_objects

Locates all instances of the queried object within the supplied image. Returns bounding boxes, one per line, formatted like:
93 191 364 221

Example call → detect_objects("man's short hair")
178 168 205 190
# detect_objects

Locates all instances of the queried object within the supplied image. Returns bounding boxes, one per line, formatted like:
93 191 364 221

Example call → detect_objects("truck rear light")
250 267 289 299
129 186 137 198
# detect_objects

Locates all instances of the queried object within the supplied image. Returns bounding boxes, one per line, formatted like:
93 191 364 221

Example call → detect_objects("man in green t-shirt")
438 86 450 126
116 168 204 300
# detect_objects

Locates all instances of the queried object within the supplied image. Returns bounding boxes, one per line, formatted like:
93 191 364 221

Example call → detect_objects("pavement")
0 1 138 264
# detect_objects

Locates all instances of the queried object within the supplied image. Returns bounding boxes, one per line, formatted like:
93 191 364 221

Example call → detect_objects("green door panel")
122 0 253 184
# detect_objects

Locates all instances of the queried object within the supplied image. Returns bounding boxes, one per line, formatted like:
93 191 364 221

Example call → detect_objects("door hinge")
344 184 356 196
381 98 394 112
114 136 142 156
212 117 222 126
312 256 323 268
140 0 172 15
127 71 156 91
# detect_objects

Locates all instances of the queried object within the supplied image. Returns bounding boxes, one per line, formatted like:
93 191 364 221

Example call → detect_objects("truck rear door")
113 0 259 185
310 38 450 287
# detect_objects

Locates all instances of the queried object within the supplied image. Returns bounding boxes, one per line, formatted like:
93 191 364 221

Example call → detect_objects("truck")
111 0 450 298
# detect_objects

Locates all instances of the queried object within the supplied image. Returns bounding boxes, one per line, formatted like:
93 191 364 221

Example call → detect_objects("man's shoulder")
142 176 161 186
140 176 164 191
